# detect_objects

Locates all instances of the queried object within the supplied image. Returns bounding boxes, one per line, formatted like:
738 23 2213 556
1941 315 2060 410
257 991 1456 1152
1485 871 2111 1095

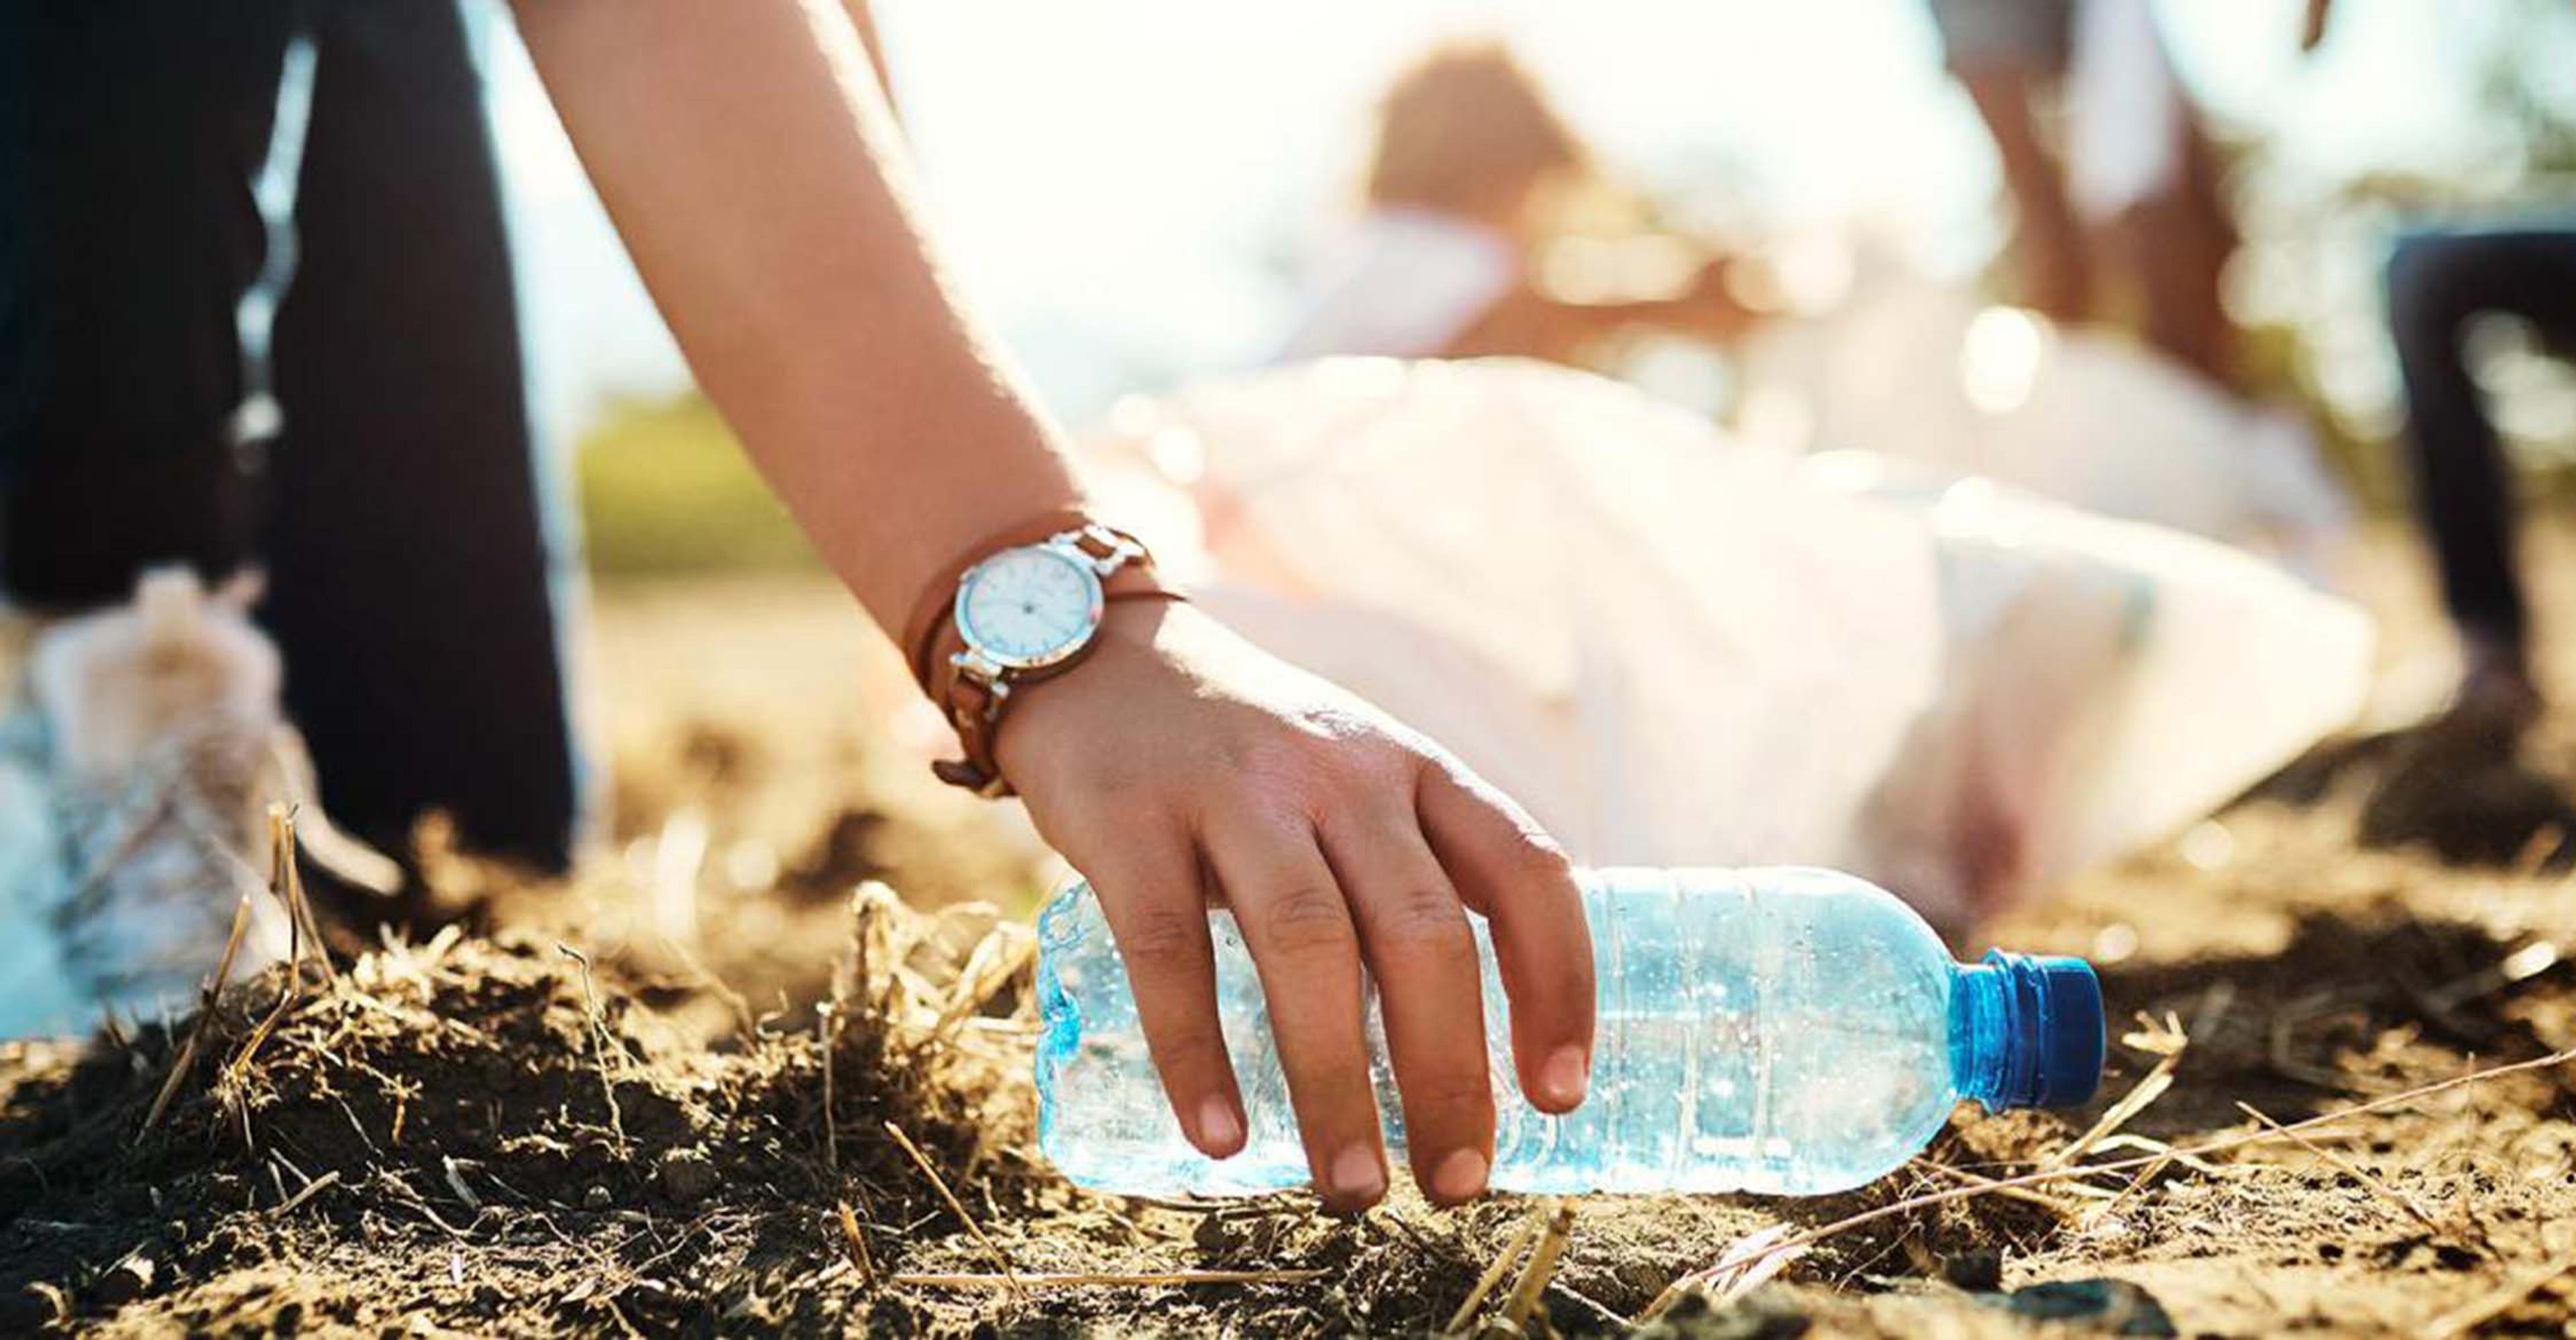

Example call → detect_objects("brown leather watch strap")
932 673 1007 794
902 506 1095 694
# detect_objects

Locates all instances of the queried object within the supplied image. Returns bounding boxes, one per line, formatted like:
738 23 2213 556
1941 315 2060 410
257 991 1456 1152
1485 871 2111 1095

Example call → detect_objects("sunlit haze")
472 0 2571 444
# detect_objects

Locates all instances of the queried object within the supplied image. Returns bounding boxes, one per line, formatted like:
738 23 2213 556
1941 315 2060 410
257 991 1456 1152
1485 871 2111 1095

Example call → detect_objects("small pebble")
657 1148 719 1204
1942 1248 2004 1292
92 1254 154 1307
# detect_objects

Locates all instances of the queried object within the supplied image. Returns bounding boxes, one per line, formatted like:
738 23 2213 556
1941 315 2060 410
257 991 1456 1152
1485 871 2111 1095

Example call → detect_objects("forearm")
511 0 1081 629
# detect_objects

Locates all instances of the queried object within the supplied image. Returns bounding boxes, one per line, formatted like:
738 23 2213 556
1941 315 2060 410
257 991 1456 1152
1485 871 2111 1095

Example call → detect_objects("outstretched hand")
997 600 1596 1210
504 2 1593 1208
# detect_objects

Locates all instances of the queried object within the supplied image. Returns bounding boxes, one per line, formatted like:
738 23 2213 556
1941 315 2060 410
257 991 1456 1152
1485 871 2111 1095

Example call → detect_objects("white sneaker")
23 569 298 1024
0 699 82 1037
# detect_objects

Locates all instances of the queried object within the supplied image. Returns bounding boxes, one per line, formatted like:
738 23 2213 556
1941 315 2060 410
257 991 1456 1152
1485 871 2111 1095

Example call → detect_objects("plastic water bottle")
1035 866 2103 1198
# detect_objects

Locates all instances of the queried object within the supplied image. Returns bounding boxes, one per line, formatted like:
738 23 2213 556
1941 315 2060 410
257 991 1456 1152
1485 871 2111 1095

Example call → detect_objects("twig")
441 1157 484 1211
2092 1145 2186 1227
1500 1199 1576 1329
1642 1045 2576 1321
372 1168 478 1238
557 945 628 1145
276 806 337 986
934 929 1035 1037
2421 940 2563 1017
138 889 258 1140
272 1168 340 1217
835 1200 877 1289
817 1000 840 1175
225 810 322 1096
270 1148 315 1189
1443 1206 1542 1334
1914 1159 2092 1219
892 1269 1326 1290
2047 1012 2186 1170
2086 1134 2225 1174
883 1119 1024 1301
2236 1102 2447 1238
2050 1068 2178 1170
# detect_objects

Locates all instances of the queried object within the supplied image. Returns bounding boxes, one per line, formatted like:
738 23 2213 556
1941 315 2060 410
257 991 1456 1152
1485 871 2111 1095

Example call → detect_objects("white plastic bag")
1085 358 2373 929
1733 246 2352 580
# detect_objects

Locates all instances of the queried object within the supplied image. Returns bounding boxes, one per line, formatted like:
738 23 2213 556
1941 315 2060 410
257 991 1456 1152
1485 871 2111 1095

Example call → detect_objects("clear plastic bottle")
1035 866 2103 1197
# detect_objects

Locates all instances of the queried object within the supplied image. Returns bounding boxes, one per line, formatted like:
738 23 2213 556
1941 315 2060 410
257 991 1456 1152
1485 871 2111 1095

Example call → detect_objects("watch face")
955 544 1105 669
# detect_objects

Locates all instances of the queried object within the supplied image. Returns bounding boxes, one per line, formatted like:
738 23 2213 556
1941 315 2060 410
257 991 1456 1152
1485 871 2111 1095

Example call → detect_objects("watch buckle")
1053 523 1148 576
951 647 1006 686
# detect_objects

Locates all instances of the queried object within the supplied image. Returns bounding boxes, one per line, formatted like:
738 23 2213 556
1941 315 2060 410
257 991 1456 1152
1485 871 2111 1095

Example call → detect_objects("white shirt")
1271 207 1517 363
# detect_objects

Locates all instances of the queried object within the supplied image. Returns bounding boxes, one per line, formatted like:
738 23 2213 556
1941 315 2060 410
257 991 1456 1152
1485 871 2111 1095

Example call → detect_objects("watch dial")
959 547 1099 666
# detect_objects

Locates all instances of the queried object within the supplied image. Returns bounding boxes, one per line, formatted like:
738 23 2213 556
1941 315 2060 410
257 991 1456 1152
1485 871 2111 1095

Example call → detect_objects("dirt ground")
7 524 2576 1337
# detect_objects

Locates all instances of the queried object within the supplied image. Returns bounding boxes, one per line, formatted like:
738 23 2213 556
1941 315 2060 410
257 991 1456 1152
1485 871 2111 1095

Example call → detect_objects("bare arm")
510 0 1593 1210
512 0 1061 629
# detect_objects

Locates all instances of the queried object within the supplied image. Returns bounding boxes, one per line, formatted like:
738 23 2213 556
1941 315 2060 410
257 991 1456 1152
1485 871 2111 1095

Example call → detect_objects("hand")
1679 256 1760 342
998 600 1595 1210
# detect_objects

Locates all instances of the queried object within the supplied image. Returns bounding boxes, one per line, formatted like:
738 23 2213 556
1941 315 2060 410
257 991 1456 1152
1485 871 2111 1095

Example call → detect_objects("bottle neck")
1948 950 2105 1111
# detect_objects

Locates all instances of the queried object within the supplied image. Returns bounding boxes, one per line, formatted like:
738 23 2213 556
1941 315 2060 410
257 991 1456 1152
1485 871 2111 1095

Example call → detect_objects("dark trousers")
1 0 580 871
2386 226 2576 666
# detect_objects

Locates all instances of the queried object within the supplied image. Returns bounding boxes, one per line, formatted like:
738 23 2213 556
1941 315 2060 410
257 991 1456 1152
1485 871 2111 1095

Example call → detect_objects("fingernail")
1540 1045 1590 1108
1430 1147 1489 1203
1328 1145 1385 1204
1197 1096 1243 1153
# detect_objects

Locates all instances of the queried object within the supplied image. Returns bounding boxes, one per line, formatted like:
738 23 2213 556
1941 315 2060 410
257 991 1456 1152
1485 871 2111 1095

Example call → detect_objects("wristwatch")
904 514 1175 796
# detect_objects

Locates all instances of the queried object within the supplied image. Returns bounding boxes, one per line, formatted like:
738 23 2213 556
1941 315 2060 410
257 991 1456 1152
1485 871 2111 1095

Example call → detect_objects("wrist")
910 514 1179 796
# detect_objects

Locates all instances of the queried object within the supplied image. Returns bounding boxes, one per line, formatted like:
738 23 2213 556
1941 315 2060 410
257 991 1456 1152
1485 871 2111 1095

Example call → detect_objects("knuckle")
1260 884 1358 954
1513 833 1578 884
1402 1066 1497 1116
1116 906 1206 969
1371 886 1470 954
1150 1027 1229 1078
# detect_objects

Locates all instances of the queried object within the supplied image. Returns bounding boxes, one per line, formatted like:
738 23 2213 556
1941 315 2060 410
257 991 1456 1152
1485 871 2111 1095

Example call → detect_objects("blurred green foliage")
574 393 820 576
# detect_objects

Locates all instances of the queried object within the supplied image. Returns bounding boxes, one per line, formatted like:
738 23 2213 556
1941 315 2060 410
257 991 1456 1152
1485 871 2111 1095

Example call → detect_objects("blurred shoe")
2351 635 2565 868
27 569 298 1019
3 568 411 1037
0 692 83 1037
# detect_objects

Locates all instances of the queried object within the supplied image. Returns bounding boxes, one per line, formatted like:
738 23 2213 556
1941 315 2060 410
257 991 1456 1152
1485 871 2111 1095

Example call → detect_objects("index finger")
1080 833 1250 1159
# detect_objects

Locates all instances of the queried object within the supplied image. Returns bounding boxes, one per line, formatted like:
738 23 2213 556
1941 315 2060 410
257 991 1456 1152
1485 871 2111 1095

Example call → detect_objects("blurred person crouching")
1274 40 1762 366
1927 0 2241 389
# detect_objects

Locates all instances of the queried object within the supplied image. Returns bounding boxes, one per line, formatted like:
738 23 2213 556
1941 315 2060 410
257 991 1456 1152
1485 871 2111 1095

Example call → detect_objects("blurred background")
453 0 2576 945
19 0 2573 974
473 0 2576 575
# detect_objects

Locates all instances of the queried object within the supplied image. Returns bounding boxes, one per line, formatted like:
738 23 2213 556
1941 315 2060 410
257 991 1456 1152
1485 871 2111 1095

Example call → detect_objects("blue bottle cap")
1984 950 2106 1109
